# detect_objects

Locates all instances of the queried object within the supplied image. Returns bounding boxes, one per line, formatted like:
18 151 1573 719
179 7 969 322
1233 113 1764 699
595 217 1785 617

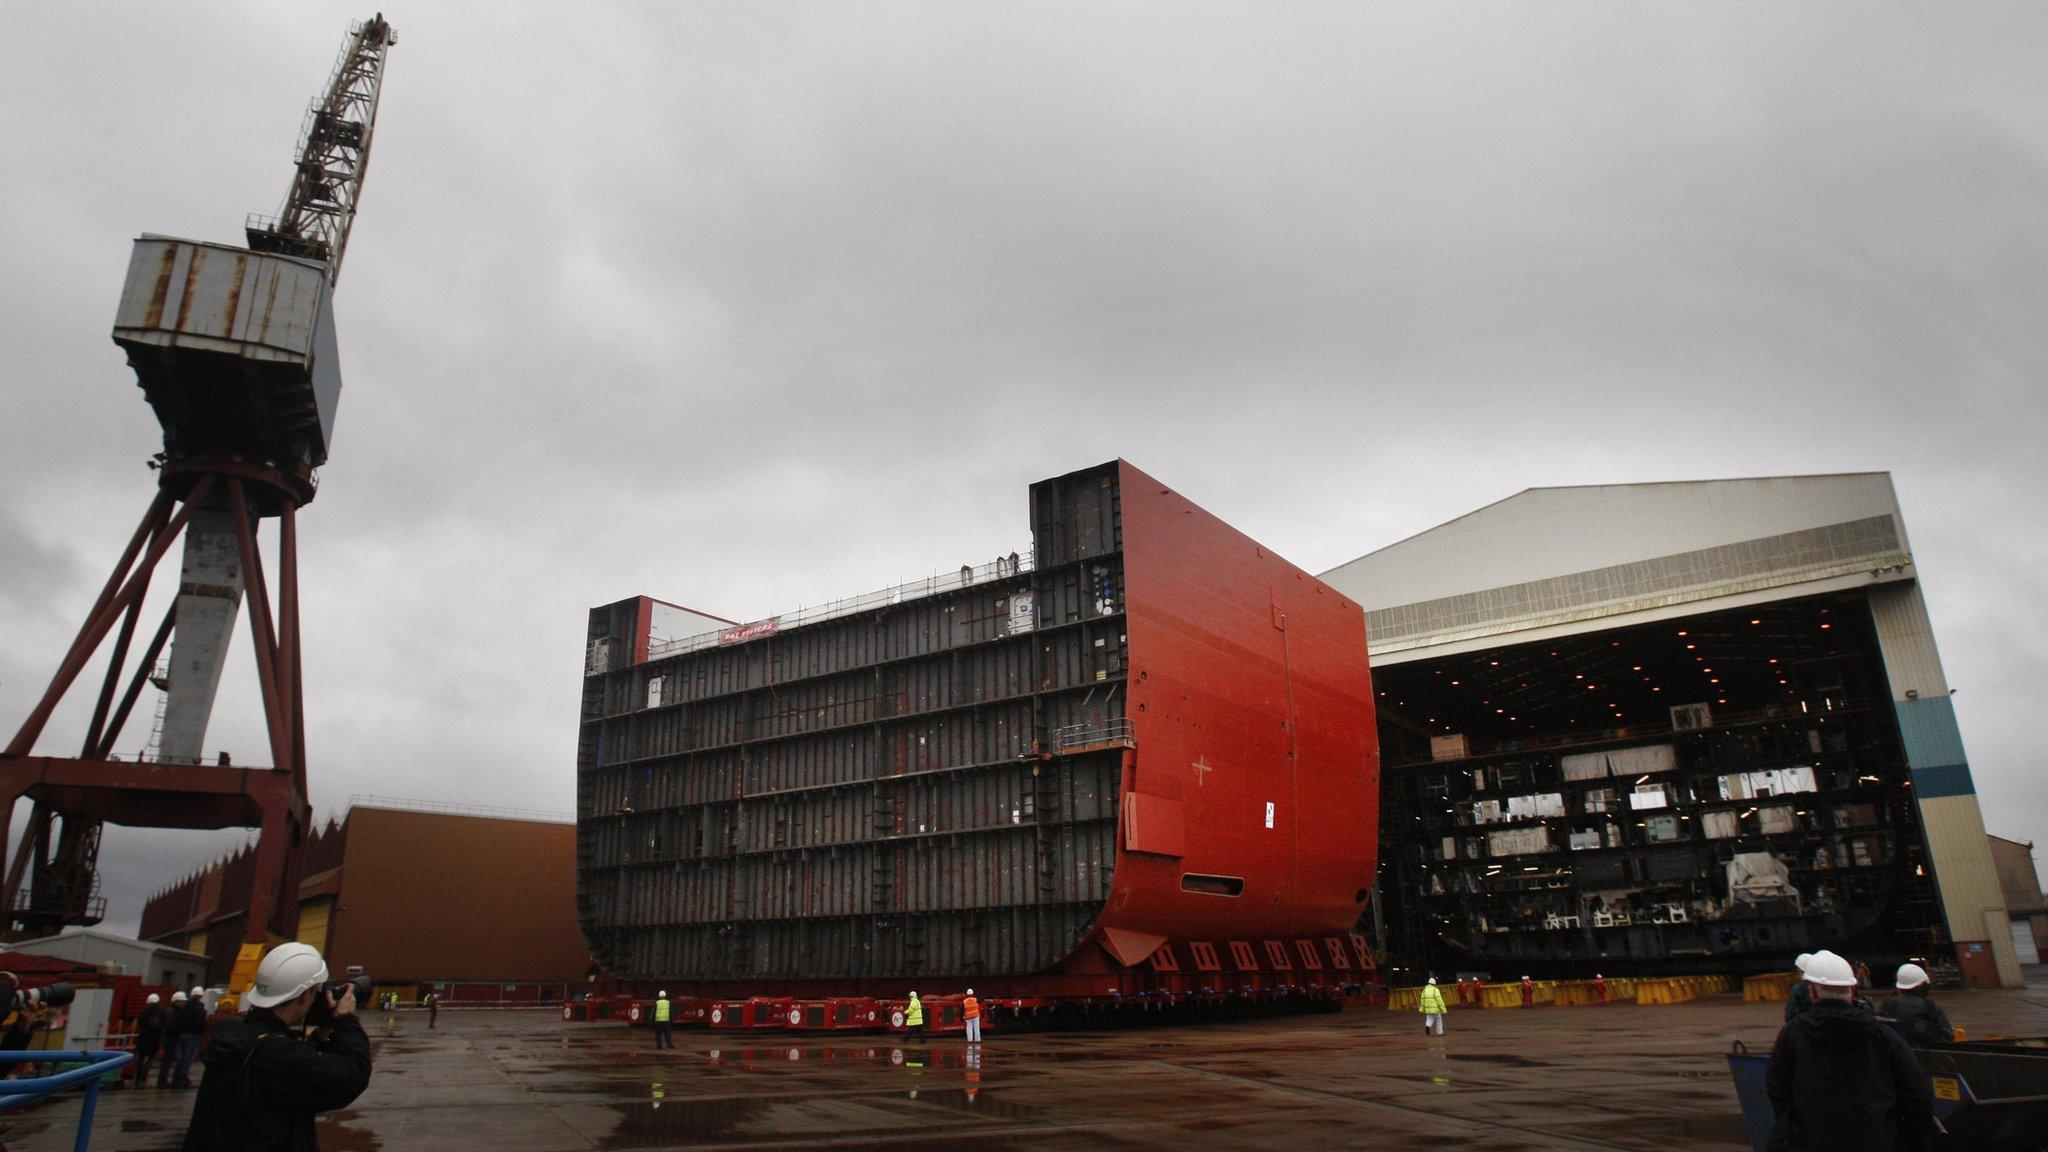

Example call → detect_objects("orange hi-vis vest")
962 995 981 1021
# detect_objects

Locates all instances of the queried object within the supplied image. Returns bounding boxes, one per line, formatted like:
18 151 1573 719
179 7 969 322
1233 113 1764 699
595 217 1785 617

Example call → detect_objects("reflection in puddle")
599 1098 770 1148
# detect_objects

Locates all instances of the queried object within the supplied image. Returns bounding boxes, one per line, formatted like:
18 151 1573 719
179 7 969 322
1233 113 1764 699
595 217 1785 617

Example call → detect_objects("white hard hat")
1896 963 1931 991
191 986 206 997
171 991 187 1002
1802 950 1858 988
966 988 974 996
245 942 329 1009
146 993 160 1004
909 990 918 997
1793 952 1814 972
657 990 667 998
1427 977 1437 985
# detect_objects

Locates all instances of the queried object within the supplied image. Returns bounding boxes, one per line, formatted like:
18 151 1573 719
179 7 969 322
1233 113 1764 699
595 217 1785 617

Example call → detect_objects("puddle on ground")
1444 1053 1548 1067
596 1098 773 1147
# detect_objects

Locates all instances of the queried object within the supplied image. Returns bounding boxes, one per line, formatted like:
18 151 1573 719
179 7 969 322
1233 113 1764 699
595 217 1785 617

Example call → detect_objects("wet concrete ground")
7 989 2048 1151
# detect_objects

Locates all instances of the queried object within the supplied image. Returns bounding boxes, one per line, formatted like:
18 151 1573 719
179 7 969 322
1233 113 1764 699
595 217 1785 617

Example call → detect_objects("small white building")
3 928 208 990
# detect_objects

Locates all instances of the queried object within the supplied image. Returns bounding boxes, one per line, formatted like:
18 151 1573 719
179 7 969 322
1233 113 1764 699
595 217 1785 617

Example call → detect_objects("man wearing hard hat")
1417 977 1447 1035
1782 953 1815 1021
1764 950 1935 1151
1878 963 1955 1047
132 993 165 1089
180 942 373 1151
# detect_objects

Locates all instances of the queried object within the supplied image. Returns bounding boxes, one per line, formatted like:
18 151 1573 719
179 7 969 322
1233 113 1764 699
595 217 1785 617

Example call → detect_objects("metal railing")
349 794 573 824
630 548 1036 665
1055 718 1135 753
0 1049 133 1150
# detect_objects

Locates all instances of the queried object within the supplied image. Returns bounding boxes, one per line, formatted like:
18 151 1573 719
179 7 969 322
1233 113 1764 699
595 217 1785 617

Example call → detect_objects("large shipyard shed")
1322 474 2020 987
578 461 1379 998
144 801 591 996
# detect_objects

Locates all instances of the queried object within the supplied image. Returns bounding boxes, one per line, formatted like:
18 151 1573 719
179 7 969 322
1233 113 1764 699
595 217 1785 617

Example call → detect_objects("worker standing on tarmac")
1765 950 1935 1152
962 989 982 1044
1519 976 1535 1008
650 991 674 1050
903 991 925 1041
1785 953 1817 1021
1418 977 1447 1036
1593 974 1608 1005
159 992 188 1088
133 994 165 1088
1879 964 1954 1046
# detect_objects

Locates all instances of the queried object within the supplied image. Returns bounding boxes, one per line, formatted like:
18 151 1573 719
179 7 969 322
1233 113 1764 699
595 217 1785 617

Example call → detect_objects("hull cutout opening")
1181 873 1245 897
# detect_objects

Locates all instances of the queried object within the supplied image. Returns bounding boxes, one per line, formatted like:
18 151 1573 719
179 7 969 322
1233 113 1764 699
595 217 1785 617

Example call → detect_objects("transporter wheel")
788 1007 802 1026
562 1005 574 1022
710 1007 724 1025
890 1010 905 1028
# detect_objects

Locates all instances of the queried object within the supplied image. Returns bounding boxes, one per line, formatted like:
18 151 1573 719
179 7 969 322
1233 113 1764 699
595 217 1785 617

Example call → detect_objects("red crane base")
0 462 311 944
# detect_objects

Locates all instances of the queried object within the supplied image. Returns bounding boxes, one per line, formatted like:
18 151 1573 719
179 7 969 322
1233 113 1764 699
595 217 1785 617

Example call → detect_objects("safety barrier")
0 1049 134 1151
1389 975 1746 1011
1634 975 1737 1005
1743 971 1798 1003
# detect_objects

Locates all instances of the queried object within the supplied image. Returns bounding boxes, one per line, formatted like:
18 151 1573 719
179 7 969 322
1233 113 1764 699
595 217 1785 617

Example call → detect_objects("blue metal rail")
0 1050 135 1152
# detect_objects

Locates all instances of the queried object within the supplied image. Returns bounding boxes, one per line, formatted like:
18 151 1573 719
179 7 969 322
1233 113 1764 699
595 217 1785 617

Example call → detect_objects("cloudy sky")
3 3 2045 934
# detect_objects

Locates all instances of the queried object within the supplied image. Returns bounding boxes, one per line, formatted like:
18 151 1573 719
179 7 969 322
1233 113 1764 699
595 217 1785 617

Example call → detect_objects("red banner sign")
718 618 781 645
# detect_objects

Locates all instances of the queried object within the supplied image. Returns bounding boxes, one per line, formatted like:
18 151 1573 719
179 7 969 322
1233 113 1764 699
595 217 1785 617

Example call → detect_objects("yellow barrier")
1743 972 1798 1003
1391 974 1737 1010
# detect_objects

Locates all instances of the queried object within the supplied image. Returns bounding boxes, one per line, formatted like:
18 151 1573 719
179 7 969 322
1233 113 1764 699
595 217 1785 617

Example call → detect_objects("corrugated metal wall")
578 466 1129 982
1869 583 2021 986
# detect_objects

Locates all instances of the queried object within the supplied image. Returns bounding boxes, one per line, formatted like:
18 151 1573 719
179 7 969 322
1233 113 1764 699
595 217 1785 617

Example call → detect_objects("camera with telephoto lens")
13 982 75 1011
305 975 371 1027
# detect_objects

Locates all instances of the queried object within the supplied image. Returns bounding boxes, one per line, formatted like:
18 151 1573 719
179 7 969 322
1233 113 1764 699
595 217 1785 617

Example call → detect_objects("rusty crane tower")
0 17 395 976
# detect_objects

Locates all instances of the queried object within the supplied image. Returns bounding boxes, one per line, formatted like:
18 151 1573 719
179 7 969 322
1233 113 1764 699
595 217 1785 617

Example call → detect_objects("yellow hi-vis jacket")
1418 984 1447 1015
654 997 671 1023
904 996 924 1026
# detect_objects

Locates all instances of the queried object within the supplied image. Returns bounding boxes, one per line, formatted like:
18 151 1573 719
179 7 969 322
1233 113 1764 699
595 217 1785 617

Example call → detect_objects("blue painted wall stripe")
1911 764 1975 800
1894 697 1975 797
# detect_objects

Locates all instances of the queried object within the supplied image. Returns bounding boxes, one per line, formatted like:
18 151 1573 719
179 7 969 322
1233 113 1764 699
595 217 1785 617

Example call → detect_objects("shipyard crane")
0 16 395 972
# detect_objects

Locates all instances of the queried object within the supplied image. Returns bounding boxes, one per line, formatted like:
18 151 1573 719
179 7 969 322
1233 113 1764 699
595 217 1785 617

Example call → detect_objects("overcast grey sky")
3 3 2046 934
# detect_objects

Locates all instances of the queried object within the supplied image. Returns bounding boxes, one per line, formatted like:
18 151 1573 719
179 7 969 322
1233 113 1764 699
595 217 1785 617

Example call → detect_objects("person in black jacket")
181 943 372 1152
133 994 166 1089
1782 953 1815 1022
160 991 190 1088
1766 950 1937 1152
172 987 209 1089
1879 963 1954 1047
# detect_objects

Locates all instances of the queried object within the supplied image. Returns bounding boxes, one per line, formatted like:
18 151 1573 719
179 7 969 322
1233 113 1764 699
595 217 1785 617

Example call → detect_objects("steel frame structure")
245 14 394 278
0 459 312 941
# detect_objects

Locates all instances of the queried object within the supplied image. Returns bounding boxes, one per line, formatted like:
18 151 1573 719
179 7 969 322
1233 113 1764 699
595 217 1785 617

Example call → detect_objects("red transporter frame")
0 461 312 945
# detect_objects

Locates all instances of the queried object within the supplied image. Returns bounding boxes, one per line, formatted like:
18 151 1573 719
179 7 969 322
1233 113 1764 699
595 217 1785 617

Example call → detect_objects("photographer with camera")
181 943 372 1151
0 971 74 1077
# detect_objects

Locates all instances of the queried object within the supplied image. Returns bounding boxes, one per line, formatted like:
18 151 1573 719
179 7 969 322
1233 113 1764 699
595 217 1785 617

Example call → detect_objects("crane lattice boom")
246 14 395 282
